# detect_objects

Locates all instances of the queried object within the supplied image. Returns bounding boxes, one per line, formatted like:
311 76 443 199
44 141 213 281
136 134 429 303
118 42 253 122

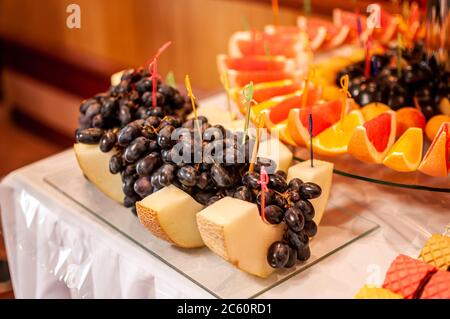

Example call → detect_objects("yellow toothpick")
272 0 279 26
249 113 265 172
339 74 351 126
301 66 315 108
220 71 235 121
184 75 202 143
242 81 255 144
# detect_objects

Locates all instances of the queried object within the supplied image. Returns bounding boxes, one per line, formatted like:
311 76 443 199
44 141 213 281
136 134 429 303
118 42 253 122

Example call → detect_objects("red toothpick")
258 166 269 223
364 36 372 78
147 41 172 108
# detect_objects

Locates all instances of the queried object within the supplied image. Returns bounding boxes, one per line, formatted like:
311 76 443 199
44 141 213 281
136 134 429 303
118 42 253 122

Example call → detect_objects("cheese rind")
197 197 284 278
74 143 124 203
287 159 333 224
136 185 205 248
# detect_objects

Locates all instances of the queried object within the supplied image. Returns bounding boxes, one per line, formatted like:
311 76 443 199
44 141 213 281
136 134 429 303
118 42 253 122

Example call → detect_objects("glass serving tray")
44 166 379 299
293 149 450 193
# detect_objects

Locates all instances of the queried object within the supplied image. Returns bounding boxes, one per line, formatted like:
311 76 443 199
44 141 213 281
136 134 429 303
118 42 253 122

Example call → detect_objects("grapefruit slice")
348 111 397 164
382 127 423 172
298 15 351 50
361 103 391 121
297 16 328 51
287 100 343 146
228 31 301 58
418 122 450 177
252 79 301 103
230 80 302 114
372 10 400 44
217 54 295 72
226 69 295 88
256 87 320 126
311 110 365 156
333 8 367 38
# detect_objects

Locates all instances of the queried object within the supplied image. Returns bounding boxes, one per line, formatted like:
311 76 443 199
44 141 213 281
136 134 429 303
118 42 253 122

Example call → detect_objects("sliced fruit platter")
217 8 449 183
74 63 344 280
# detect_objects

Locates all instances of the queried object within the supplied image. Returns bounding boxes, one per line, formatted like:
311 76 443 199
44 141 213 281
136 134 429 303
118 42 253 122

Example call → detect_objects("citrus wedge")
382 127 423 172
217 54 295 72
287 100 343 146
311 110 365 156
226 69 294 88
271 121 298 147
361 103 391 121
228 31 301 58
418 122 450 177
255 87 320 126
252 80 301 103
348 111 396 163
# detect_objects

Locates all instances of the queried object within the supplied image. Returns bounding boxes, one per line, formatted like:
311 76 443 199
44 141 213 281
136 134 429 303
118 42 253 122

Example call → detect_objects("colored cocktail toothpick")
148 41 172 108
301 66 315 108
309 113 314 168
339 74 351 126
397 33 403 77
272 0 279 26
242 81 255 144
258 166 269 222
220 71 235 121
304 0 312 16
364 36 372 78
249 113 265 172
166 71 177 89
184 75 202 143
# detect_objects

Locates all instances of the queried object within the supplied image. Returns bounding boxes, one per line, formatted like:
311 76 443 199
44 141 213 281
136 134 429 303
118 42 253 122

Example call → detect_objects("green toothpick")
304 0 312 16
166 71 177 89
243 81 254 144
241 15 251 31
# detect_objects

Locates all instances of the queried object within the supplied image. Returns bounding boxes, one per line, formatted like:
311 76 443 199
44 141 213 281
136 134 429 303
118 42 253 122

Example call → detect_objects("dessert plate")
44 166 378 298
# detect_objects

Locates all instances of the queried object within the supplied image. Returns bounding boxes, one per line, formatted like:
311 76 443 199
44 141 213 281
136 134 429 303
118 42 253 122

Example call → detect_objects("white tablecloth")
1 150 449 299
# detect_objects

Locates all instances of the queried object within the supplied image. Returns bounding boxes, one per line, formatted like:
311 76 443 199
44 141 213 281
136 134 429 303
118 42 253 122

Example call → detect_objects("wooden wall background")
0 0 303 90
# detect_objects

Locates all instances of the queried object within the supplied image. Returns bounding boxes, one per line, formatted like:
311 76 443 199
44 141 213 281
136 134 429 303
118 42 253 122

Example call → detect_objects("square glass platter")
44 166 379 298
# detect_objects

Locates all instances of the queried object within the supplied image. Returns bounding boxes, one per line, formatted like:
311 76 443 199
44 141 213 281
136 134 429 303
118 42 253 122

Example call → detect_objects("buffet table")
1 148 448 299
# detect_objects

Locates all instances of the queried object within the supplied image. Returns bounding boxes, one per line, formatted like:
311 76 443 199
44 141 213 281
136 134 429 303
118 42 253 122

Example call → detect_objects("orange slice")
271 121 298 147
252 80 301 103
425 115 450 141
418 122 450 177
348 111 396 163
382 127 423 172
311 110 365 156
361 103 391 121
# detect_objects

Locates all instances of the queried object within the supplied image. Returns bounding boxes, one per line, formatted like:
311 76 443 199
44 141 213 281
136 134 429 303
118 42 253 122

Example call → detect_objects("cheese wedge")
287 159 333 225
74 143 123 203
197 197 284 278
136 185 204 248
110 70 124 86
258 137 293 172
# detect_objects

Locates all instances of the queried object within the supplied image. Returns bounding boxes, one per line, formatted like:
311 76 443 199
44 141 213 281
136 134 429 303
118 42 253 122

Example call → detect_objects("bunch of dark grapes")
151 117 257 208
239 172 323 269
76 67 192 132
75 67 194 212
335 42 449 119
